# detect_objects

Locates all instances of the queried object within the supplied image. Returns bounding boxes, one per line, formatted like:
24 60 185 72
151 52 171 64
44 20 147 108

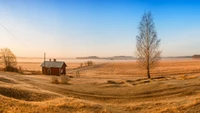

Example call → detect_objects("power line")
0 21 27 47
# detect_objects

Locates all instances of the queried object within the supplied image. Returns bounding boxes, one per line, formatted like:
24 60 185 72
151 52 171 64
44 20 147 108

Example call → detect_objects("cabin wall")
61 65 66 74
42 64 66 75
50 68 60 75
42 67 47 74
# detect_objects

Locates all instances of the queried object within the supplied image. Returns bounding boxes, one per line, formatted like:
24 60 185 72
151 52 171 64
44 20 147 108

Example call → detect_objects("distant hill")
76 56 100 59
162 56 192 59
76 56 135 60
104 56 135 60
76 55 193 60
192 55 200 59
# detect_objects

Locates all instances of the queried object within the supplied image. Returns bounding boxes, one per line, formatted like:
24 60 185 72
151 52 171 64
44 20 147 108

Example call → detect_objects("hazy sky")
0 0 200 58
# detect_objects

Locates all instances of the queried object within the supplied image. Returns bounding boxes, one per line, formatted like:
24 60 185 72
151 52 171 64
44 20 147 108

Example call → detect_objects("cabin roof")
41 61 67 68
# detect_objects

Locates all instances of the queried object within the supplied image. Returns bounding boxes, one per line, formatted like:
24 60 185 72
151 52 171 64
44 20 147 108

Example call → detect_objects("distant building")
41 59 67 76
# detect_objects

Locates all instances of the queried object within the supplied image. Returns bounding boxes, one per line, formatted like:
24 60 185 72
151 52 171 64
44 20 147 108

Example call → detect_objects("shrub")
4 66 18 72
51 77 59 84
107 80 116 84
89 61 93 66
80 63 83 67
107 80 125 84
60 75 70 84
18 66 23 74
69 76 74 78
84 61 94 66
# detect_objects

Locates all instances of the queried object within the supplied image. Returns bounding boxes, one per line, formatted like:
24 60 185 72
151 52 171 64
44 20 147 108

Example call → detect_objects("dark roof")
41 61 67 68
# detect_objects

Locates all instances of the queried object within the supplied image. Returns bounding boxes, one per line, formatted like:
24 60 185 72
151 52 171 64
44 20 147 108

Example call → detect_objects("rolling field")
1 59 200 112
76 59 200 78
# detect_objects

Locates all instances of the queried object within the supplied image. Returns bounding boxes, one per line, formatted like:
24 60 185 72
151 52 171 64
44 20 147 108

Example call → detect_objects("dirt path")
2 72 200 103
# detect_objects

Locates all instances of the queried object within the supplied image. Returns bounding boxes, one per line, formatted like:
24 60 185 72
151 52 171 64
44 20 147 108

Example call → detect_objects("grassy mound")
0 77 17 84
0 86 57 101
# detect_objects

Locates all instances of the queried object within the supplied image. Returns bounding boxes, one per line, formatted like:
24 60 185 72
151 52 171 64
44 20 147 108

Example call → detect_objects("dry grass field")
77 59 200 78
1 59 200 112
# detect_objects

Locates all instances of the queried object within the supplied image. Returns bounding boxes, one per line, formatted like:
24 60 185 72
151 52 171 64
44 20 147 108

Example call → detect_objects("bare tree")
136 12 161 79
0 48 17 71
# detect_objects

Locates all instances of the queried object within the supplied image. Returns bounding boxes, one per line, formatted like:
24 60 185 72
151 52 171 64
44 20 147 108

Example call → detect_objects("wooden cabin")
41 59 67 76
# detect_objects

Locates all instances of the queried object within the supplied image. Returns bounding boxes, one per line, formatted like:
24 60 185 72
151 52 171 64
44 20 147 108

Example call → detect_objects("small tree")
0 48 17 71
80 63 83 67
136 12 161 78
87 61 93 66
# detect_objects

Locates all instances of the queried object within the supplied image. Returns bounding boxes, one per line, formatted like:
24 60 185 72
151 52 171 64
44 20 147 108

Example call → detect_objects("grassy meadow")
0 58 200 112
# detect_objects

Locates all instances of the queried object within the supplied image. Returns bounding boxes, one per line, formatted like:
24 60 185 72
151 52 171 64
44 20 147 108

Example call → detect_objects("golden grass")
0 86 58 101
14 59 200 78
1 59 200 112
80 59 200 78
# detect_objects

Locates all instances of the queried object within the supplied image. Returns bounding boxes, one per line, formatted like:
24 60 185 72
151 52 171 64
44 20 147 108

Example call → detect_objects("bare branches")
136 11 161 78
0 48 17 71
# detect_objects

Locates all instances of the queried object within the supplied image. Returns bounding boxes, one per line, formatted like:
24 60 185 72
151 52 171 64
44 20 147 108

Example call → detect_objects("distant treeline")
192 55 200 59
77 56 194 60
76 56 136 60
76 56 100 59
162 56 192 59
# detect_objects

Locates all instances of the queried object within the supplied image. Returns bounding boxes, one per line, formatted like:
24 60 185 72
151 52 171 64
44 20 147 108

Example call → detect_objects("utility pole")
44 53 46 74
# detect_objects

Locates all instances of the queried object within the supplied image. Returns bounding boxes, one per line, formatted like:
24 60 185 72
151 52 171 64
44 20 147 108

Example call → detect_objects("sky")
0 0 200 58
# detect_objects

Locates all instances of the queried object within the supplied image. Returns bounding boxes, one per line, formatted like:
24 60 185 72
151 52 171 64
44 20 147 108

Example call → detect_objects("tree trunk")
147 67 151 79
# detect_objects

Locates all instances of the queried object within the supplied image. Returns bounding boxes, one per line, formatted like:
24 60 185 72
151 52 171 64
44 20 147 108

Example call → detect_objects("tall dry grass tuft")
51 75 70 84
51 77 59 84
60 75 70 84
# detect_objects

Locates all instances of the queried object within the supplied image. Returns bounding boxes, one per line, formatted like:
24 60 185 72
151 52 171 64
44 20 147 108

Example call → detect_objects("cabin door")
48 68 51 75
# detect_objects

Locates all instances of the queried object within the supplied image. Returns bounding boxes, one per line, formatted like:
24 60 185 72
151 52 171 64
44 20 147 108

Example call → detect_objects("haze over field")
0 0 200 58
1 60 200 112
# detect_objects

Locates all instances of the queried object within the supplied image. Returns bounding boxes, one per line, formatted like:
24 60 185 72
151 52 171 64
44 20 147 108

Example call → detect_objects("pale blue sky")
0 0 200 58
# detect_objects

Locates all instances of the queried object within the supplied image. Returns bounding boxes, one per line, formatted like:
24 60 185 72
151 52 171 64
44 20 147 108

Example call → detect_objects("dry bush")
107 80 124 84
51 76 70 84
60 75 70 84
18 66 23 74
83 61 94 67
80 63 83 67
51 77 59 84
87 61 94 66
107 80 116 84
4 66 18 72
